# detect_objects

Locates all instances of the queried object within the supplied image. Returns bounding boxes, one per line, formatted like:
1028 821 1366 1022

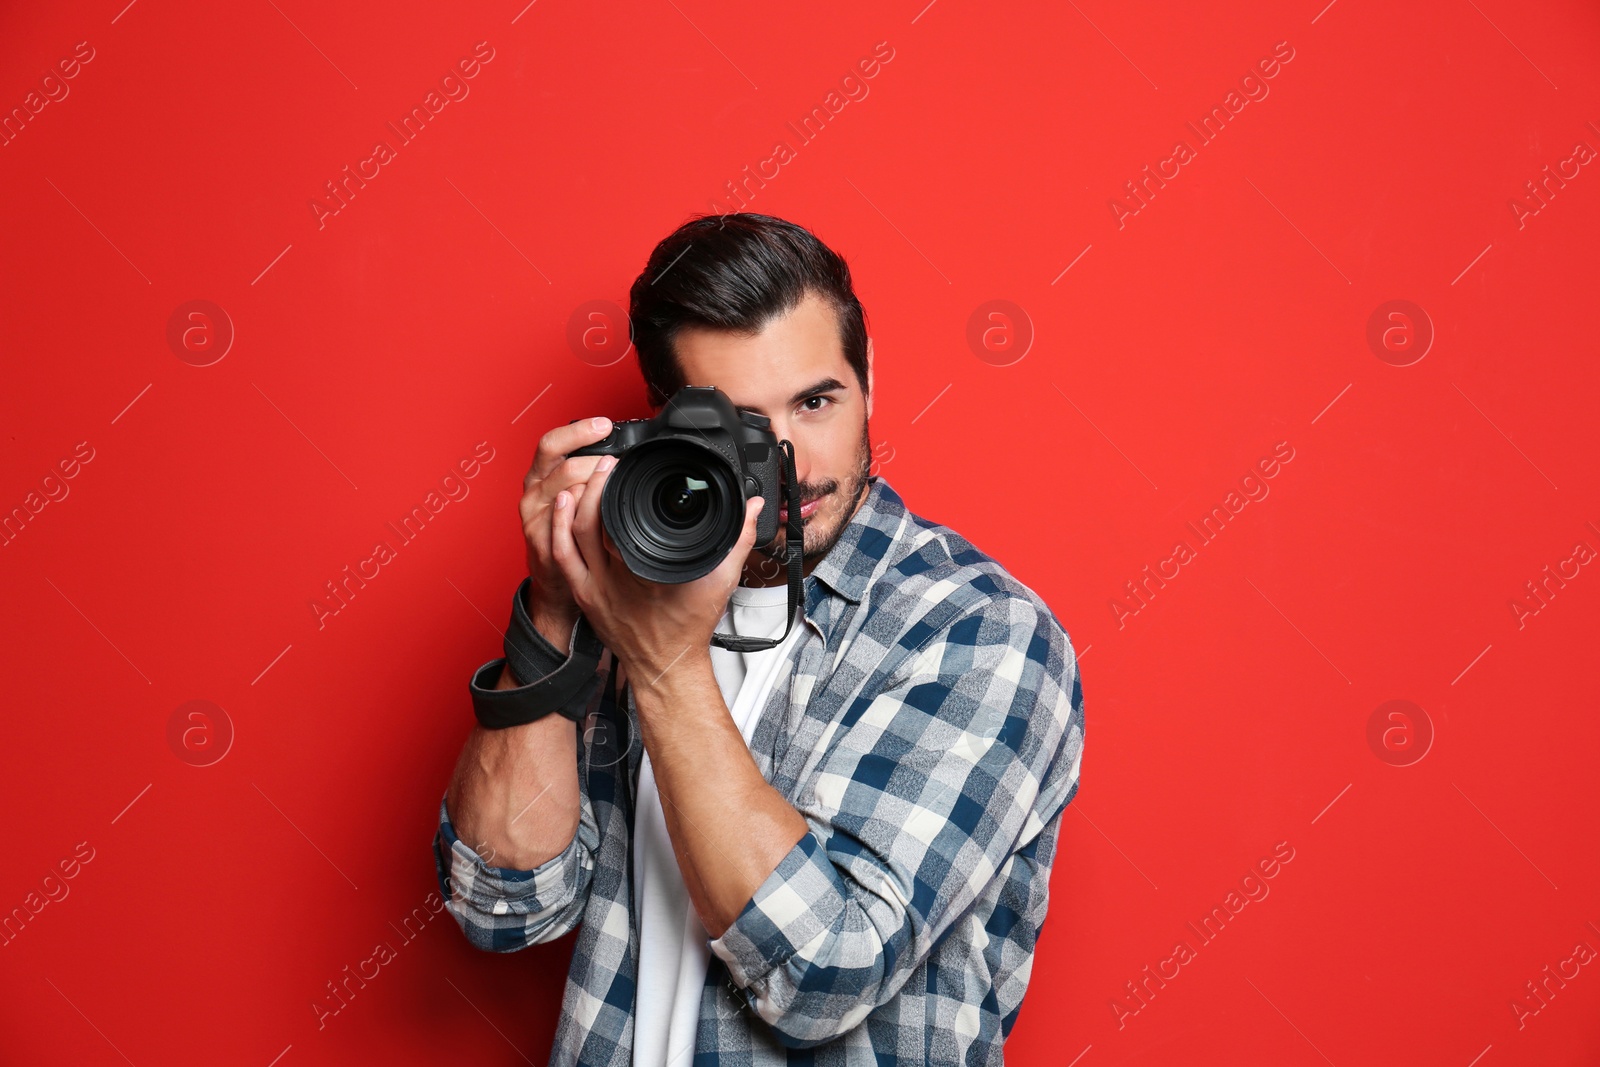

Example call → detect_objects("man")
434 213 1085 1065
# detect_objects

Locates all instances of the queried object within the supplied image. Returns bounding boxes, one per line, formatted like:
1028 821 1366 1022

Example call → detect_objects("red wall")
3 1 1598 1063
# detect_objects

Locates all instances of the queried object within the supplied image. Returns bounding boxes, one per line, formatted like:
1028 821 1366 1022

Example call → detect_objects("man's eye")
801 396 832 412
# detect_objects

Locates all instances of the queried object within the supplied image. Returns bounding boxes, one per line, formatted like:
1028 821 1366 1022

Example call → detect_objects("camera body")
568 386 783 583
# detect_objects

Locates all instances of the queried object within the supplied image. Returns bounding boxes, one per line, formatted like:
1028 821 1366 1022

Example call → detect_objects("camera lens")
653 475 710 528
604 440 743 583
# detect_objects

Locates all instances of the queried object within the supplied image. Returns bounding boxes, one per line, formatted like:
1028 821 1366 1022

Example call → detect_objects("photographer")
434 213 1085 1064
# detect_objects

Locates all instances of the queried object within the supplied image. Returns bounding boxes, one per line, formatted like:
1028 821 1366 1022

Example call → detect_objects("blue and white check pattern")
434 476 1085 1064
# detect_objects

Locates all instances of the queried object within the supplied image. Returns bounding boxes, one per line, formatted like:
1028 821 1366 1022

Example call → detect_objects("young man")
434 213 1085 1065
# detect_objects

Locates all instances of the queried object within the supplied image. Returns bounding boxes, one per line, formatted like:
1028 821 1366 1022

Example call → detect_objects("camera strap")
710 438 804 653
469 578 605 731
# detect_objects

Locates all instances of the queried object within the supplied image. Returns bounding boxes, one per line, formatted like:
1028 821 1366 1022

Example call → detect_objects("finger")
530 416 614 482
718 496 766 586
520 473 596 590
740 495 765 551
532 455 605 500
572 457 614 577
548 488 591 598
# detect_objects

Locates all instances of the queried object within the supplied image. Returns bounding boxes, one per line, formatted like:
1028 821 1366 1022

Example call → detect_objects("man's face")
669 290 875 586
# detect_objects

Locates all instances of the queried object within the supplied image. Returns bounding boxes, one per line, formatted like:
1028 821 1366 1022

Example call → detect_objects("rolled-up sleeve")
432 604 609 952
433 792 597 951
708 593 1085 1048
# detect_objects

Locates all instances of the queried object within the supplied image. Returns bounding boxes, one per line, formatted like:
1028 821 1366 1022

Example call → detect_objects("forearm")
632 651 809 939
445 607 583 871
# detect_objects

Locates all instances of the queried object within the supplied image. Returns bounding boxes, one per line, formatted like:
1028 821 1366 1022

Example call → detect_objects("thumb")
718 496 765 587
740 496 765 549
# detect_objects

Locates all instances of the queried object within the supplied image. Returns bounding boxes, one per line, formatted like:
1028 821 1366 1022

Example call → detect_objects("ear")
864 337 875 419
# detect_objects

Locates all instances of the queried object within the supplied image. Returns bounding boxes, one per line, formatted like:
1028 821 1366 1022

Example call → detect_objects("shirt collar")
802 476 908 624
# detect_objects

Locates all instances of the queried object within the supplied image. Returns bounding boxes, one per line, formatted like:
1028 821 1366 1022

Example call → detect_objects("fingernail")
591 417 610 432
555 491 569 509
597 455 616 471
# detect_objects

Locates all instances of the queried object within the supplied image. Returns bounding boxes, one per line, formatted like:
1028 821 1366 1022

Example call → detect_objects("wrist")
628 643 712 704
525 587 578 650
493 661 522 691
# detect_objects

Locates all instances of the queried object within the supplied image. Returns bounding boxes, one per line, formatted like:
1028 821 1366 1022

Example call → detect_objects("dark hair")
628 213 869 409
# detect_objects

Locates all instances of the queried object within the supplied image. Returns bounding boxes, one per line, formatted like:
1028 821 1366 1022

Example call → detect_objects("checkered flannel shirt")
433 475 1085 1064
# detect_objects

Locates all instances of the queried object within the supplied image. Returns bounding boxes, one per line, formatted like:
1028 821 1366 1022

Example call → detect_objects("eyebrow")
733 376 849 417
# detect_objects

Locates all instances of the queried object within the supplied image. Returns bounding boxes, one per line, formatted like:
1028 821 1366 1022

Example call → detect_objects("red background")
3 0 1598 1063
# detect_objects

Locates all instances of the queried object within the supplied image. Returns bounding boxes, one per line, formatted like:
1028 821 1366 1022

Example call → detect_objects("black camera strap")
710 438 804 653
469 577 603 731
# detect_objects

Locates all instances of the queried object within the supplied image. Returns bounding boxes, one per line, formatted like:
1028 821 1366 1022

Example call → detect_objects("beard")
753 419 873 574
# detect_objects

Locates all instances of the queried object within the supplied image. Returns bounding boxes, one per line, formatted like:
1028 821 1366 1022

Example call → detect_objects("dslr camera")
568 386 792 584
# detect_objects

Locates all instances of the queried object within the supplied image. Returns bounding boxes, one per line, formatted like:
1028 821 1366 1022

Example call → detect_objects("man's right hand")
518 416 617 648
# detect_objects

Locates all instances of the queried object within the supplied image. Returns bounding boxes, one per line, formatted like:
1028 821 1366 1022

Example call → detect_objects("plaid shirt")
433 475 1085 1065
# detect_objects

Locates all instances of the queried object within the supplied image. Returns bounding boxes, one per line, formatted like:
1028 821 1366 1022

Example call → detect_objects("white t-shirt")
631 582 806 1067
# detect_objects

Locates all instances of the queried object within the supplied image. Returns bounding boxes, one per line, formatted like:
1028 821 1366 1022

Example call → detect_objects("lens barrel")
602 438 744 583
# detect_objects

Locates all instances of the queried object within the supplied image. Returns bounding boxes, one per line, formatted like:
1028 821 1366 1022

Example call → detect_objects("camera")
568 386 789 584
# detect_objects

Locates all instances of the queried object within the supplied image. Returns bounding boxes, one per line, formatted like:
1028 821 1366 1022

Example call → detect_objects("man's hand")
549 455 766 689
519 416 616 644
